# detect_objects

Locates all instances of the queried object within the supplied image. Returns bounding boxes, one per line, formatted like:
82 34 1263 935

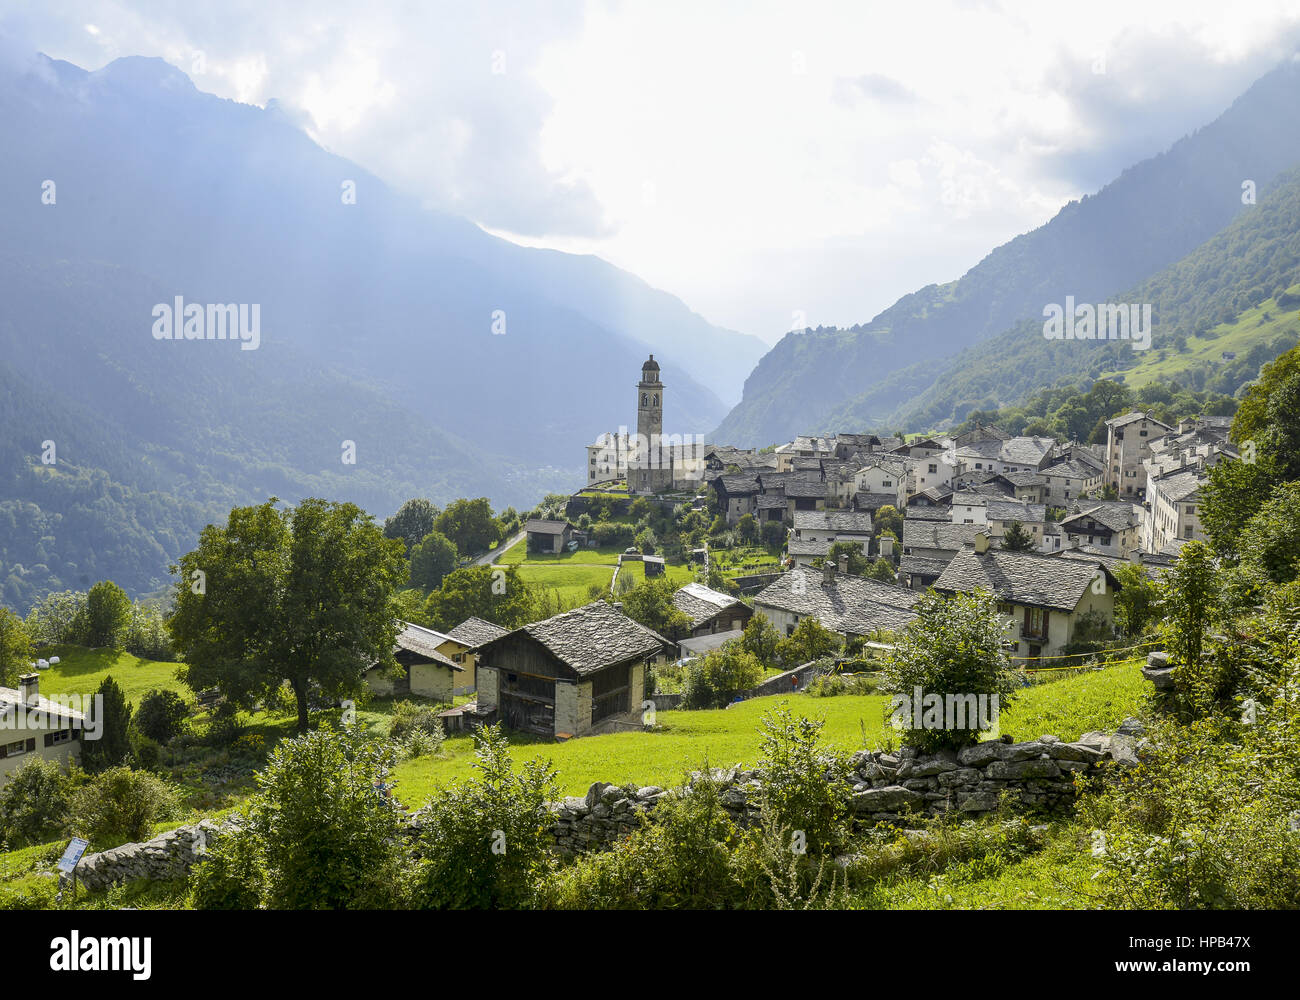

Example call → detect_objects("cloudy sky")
6 0 1300 342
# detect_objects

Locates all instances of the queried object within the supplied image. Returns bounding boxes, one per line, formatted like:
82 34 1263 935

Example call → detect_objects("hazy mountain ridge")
715 57 1300 446
0 51 761 609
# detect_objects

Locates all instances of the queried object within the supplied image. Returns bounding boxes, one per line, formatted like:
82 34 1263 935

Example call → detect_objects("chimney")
974 531 990 555
822 560 836 585
19 673 38 707
837 553 849 575
879 535 894 559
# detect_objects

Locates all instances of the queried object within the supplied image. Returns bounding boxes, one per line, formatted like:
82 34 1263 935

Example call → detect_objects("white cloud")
8 0 1300 341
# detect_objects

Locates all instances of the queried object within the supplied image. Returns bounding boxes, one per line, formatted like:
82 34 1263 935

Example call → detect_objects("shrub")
204 700 245 747
539 769 744 909
188 829 266 910
409 725 557 909
67 766 180 846
134 689 190 744
776 617 841 667
753 704 850 855
682 645 765 709
880 591 1019 752
404 726 445 759
0 758 70 848
388 699 444 741
249 727 405 909
1081 708 1300 909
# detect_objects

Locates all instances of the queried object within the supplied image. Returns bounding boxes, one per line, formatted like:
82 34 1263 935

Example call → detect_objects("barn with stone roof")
475 601 673 738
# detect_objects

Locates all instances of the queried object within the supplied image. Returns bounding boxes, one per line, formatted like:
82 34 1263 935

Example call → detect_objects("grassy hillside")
31 645 189 706
1106 284 1300 389
392 659 1149 802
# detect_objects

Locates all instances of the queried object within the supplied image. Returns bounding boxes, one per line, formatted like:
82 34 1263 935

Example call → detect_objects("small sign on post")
56 837 89 904
57 837 89 874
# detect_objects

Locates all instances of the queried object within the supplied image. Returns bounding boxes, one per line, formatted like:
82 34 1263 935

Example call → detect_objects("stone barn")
475 601 671 738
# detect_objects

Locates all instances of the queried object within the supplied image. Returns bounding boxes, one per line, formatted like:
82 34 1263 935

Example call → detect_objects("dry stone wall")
73 818 242 892
63 721 1146 887
549 721 1143 855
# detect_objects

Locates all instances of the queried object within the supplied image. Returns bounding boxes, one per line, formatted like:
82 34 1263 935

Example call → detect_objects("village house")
753 560 920 640
713 473 762 524
951 435 1057 477
789 509 875 566
900 519 985 589
933 534 1121 660
1037 452 1105 506
1143 468 1207 552
439 616 510 694
671 582 754 639
0 674 84 785
852 456 909 507
476 601 672 738
1105 411 1174 497
1060 502 1143 557
364 621 466 701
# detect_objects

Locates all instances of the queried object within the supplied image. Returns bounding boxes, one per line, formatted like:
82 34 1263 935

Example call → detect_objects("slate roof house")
900 519 985 589
788 509 874 566
1060 503 1142 557
440 616 510 694
364 621 466 701
1105 411 1174 496
933 537 1121 660
476 601 672 738
753 562 920 639
671 582 754 638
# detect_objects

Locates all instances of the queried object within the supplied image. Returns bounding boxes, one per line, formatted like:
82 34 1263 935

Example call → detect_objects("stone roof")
788 536 832 557
1040 456 1102 480
853 491 899 511
904 506 952 522
902 520 984 552
671 582 742 627
1062 504 1137 534
793 509 874 534
717 474 761 495
753 566 920 635
445 616 510 649
934 547 1117 612
784 477 827 499
484 601 670 677
525 518 571 535
394 622 462 670
1054 548 1128 574
986 499 1047 523
901 554 954 578
999 470 1047 487
998 436 1056 467
1151 468 1203 503
755 494 788 510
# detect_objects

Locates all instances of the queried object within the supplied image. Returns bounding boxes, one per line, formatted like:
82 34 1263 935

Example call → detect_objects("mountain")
0 52 763 610
864 164 1300 431
714 56 1300 446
